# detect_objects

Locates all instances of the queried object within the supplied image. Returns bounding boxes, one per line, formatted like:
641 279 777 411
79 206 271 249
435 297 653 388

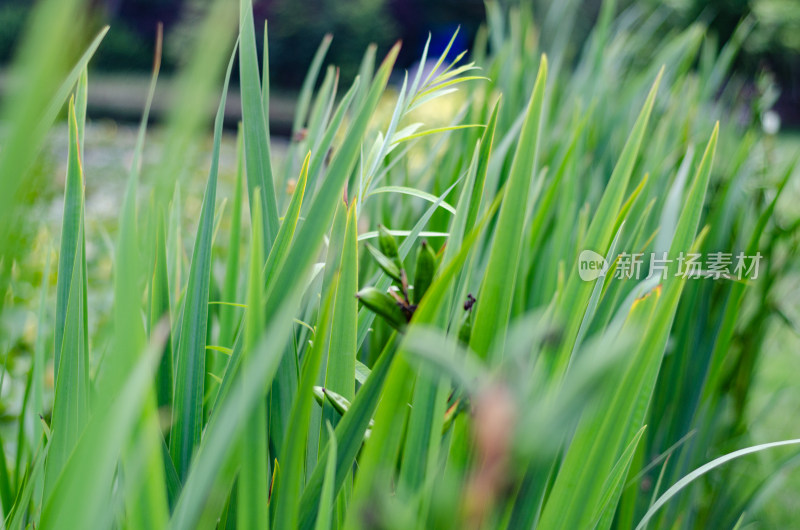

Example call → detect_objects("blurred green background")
0 0 798 128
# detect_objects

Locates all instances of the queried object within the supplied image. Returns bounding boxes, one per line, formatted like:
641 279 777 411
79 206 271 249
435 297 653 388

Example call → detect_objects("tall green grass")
0 0 797 528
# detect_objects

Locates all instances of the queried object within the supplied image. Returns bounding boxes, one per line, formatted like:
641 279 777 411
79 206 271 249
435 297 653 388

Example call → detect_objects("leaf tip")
654 64 666 88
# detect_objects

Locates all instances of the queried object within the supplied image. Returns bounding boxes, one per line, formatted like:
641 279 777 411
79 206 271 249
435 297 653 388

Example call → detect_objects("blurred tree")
92 0 184 71
651 0 800 123
0 3 28 63
265 0 398 85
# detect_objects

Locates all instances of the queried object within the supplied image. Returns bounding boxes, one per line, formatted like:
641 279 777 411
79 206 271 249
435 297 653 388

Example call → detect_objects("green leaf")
324 202 359 401
150 214 173 410
272 285 333 530
346 192 503 527
306 66 339 159
305 79 359 194
28 241 52 469
0 21 107 261
261 20 271 130
297 334 399 530
219 124 245 348
40 327 168 530
537 125 718 530
368 186 457 215
356 176 462 349
52 95 87 382
118 29 170 529
266 43 399 317
171 43 400 530
637 439 800 530
141 33 173 410
44 96 90 500
590 426 647 529
148 0 237 210
0 426 14 517
320 203 359 523
237 192 269 530
7 440 47 529
284 33 333 186
465 101 500 235
292 34 333 136
550 68 664 377
170 41 238 481
239 0 279 247
314 423 338 530
701 157 795 402
264 153 311 284
392 124 486 145
469 55 547 363
667 123 718 258
306 197 348 477
211 153 303 467
170 300 297 530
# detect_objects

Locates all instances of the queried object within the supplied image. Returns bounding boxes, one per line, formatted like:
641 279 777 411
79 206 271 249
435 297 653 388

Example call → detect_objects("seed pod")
365 243 402 284
356 286 407 331
312 386 326 407
413 240 436 304
322 387 351 416
378 225 401 265
313 387 375 430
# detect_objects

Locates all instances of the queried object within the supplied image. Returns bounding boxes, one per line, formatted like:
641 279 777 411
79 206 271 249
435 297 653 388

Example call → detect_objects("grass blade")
150 214 173 409
40 329 167 529
237 193 269 530
273 287 333 530
550 68 664 377
314 423 338 530
637 439 800 530
219 125 245 348
537 125 718 530
170 41 238 481
469 55 547 363
239 0 279 247
44 97 90 499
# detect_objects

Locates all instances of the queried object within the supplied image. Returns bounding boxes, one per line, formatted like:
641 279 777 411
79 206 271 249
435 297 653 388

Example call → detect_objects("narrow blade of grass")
537 125 718 530
44 97 90 500
469 55 547 363
550 68 664 377
171 42 401 530
637 438 800 530
219 125 245 348
237 193 269 530
169 42 238 481
40 329 167 529
273 288 334 530
239 0 279 247
314 423 338 530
